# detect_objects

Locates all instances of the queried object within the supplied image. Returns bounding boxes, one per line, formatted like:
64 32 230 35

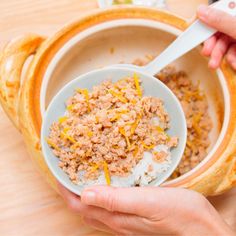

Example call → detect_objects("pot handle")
0 34 45 130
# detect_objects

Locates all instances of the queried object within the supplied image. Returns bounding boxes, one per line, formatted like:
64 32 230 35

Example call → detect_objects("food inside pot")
133 57 212 178
47 75 179 186
159 67 212 178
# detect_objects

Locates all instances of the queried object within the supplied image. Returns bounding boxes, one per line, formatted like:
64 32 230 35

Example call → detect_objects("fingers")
202 35 218 56
83 209 146 235
81 186 165 217
226 44 236 70
197 5 236 39
81 186 201 235
208 35 231 69
58 183 111 218
57 183 142 234
197 5 236 69
57 182 81 212
84 214 156 235
83 217 114 234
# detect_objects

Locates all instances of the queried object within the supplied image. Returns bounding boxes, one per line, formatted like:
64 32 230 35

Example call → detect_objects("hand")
58 184 233 235
197 4 236 70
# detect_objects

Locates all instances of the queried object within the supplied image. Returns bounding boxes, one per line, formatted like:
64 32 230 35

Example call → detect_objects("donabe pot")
0 6 235 196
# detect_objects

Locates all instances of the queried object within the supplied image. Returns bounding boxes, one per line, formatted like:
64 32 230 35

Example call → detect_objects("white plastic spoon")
115 0 236 74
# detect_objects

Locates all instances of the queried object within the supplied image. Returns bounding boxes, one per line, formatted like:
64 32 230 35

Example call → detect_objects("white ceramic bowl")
41 67 187 195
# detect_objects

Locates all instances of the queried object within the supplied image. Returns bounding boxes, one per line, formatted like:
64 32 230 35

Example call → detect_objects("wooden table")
0 1 235 235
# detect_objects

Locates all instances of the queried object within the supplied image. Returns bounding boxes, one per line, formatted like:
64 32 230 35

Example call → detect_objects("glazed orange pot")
0 6 235 196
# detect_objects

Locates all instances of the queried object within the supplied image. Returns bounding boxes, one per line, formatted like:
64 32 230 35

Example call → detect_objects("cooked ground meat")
133 58 212 178
47 75 178 184
158 67 212 177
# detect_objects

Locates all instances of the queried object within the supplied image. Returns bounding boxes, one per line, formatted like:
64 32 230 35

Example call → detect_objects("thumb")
197 4 236 39
81 186 174 217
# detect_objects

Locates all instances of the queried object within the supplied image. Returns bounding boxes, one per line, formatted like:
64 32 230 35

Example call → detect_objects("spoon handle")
142 0 236 75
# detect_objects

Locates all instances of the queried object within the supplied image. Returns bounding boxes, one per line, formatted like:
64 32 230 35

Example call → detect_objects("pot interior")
42 19 227 183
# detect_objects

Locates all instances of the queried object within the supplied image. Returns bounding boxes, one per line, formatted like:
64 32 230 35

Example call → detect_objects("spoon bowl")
41 67 187 195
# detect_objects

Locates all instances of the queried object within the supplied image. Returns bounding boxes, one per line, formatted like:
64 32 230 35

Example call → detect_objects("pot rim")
40 17 230 186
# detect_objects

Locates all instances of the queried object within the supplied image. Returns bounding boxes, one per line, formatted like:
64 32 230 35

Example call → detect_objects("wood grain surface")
0 1 235 235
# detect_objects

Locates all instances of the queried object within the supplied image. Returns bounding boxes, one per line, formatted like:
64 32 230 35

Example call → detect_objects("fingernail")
82 190 96 205
209 59 217 69
197 5 209 18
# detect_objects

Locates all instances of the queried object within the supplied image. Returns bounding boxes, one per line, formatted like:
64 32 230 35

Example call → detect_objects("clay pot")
0 6 235 196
